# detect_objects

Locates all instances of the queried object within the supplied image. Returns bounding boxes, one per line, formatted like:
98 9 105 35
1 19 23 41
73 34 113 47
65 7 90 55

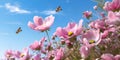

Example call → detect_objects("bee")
16 27 22 34
55 6 62 12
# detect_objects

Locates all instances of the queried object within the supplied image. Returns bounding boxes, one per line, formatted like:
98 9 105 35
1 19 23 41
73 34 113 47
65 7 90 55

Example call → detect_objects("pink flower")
54 48 64 60
32 54 41 60
54 20 83 45
14 51 21 58
101 26 116 39
29 37 46 50
89 19 106 30
79 46 90 59
103 0 120 12
46 48 64 60
115 55 120 60
101 30 109 39
116 11 120 17
55 20 83 39
47 50 55 60
28 15 55 32
20 48 32 60
83 11 92 19
107 11 120 25
82 29 101 48
5 50 14 58
101 54 120 60
29 41 40 50
5 50 22 60
101 53 115 60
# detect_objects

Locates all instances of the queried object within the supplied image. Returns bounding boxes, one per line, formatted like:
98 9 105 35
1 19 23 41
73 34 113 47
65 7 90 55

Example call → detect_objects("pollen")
89 40 95 44
68 31 73 36
20 53 25 57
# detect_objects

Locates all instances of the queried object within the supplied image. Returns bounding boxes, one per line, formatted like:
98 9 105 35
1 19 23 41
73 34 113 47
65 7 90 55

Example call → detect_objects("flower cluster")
4 0 120 60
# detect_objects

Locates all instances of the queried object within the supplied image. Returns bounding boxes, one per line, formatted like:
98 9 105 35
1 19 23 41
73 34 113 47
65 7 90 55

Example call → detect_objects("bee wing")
55 8 59 12
18 27 22 32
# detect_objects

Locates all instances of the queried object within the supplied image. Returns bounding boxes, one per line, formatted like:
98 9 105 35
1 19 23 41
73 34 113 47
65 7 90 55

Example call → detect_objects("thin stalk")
45 30 50 43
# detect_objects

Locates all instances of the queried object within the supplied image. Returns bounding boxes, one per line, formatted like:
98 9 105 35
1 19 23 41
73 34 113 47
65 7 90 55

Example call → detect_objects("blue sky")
0 0 104 58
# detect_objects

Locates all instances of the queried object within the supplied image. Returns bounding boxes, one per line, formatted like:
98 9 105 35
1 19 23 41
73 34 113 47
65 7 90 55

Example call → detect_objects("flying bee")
16 27 22 34
55 6 62 12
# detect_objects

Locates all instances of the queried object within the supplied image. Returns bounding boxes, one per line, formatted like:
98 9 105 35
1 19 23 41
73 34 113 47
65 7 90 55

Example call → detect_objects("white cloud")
41 10 57 15
5 3 31 14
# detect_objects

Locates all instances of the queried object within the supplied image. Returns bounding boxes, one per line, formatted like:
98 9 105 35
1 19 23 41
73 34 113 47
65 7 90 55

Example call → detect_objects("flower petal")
44 15 55 27
28 21 36 30
33 16 43 26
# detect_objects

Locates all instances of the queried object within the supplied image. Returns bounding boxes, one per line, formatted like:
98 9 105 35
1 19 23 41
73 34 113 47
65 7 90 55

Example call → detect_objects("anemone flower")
83 11 92 19
54 20 83 39
28 15 55 32
20 48 32 60
82 29 101 48
103 0 120 12
29 37 46 50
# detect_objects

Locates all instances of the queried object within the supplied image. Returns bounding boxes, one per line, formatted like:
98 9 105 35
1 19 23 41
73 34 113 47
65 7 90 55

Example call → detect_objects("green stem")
45 30 50 43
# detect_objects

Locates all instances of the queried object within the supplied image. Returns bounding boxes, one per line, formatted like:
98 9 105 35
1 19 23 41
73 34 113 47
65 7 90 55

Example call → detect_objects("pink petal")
108 11 117 21
115 55 120 60
29 41 40 50
80 46 89 59
82 29 100 42
83 38 89 46
66 22 76 30
79 19 83 27
28 21 36 30
35 26 49 31
39 37 46 45
55 27 68 38
33 54 41 60
44 15 55 27
101 54 115 60
74 20 83 35
33 16 43 26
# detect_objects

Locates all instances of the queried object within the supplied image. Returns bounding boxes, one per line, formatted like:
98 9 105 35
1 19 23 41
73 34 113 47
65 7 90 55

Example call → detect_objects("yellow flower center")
89 40 95 44
68 31 73 36
20 53 25 57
